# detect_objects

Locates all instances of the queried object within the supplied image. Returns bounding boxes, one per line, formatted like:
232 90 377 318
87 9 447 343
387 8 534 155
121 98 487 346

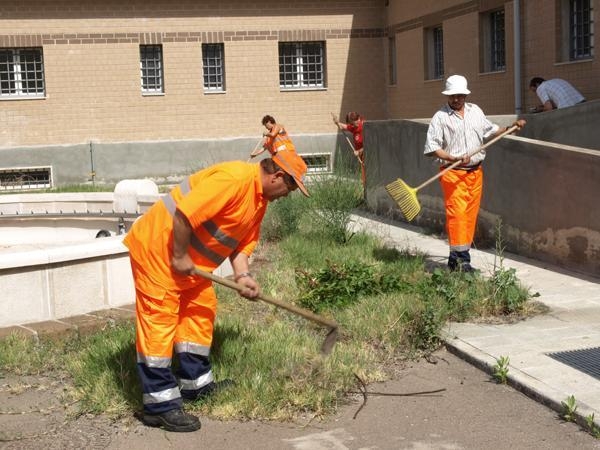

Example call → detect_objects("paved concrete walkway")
350 212 600 427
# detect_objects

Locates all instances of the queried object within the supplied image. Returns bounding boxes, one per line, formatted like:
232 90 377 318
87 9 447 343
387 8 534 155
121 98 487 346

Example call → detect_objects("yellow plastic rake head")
385 178 421 222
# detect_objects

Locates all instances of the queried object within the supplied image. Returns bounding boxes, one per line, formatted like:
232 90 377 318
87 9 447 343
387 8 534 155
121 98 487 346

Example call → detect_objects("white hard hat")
442 75 471 95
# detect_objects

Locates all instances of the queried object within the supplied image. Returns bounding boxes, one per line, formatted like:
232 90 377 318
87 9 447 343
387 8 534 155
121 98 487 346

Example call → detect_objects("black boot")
449 250 476 272
142 408 201 432
448 251 459 271
182 379 236 402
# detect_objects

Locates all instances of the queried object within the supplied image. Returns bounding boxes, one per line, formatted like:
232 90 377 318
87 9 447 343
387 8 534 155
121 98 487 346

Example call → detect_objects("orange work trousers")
439 167 483 251
130 259 217 414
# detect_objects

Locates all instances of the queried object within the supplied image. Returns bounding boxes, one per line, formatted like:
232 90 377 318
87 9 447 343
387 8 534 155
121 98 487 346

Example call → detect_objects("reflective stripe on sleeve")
190 234 227 265
179 178 191 195
202 220 239 250
162 194 176 216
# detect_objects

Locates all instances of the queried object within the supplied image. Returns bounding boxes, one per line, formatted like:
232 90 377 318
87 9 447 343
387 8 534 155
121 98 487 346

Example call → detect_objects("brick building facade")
1 0 597 148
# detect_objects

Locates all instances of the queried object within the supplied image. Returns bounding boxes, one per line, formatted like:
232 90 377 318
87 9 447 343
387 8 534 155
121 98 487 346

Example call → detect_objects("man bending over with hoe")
424 75 525 272
124 151 309 432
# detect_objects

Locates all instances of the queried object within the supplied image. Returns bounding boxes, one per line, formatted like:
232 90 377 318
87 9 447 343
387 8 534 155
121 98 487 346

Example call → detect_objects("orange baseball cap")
272 150 310 197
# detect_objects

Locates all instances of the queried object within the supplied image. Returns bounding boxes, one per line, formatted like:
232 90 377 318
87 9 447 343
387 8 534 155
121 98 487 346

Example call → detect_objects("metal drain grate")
547 347 600 380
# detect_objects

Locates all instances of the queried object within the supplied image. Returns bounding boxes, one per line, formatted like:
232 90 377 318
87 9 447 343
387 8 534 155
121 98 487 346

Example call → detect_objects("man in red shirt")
333 112 365 187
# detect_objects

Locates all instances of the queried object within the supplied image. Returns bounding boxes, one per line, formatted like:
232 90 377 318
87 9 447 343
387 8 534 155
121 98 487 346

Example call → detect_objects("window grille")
140 45 163 94
490 10 506 71
432 27 444 79
570 0 594 59
0 48 45 98
301 153 332 173
202 43 225 92
388 36 397 85
0 166 52 191
279 42 326 89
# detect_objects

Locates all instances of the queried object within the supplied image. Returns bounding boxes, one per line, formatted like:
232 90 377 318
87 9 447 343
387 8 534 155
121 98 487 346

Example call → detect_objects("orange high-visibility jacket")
265 127 295 155
124 161 268 291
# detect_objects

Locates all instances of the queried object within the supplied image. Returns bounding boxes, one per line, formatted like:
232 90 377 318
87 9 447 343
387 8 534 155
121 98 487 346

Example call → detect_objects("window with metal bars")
569 0 594 60
388 36 397 85
301 153 332 173
432 27 444 79
0 166 52 191
490 10 506 71
0 48 45 98
279 42 326 90
202 43 225 92
425 26 444 80
140 45 163 94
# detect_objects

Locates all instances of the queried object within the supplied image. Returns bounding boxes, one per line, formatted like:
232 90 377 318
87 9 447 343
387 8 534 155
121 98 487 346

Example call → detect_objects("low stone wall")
0 191 232 328
365 118 600 277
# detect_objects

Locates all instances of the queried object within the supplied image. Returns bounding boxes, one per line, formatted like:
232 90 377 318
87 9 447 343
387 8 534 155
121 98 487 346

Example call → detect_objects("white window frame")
0 48 45 99
279 41 326 90
140 45 164 95
202 43 226 93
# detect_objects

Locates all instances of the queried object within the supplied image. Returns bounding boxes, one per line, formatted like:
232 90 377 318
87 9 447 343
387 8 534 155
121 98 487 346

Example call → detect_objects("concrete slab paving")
350 212 600 427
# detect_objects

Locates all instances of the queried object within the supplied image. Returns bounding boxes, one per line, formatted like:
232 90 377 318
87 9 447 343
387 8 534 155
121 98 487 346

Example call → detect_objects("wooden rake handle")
192 267 339 330
415 124 518 191
247 136 266 162
331 112 362 163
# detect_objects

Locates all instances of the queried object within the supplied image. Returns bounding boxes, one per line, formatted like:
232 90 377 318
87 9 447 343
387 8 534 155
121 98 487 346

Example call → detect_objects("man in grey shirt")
529 77 585 112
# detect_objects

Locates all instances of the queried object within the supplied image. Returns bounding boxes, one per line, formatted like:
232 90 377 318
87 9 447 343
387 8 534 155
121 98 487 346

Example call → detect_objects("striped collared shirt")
424 102 499 166
536 79 585 109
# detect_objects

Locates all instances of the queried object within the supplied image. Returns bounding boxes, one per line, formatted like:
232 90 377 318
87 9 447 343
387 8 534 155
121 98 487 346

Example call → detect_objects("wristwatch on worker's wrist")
234 271 252 282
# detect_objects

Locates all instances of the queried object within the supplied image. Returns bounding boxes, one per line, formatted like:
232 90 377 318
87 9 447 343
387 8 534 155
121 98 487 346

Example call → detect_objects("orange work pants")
439 167 483 251
131 260 217 414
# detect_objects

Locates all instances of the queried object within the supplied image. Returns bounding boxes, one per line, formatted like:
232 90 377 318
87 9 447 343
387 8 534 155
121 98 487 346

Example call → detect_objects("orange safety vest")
265 127 295 155
124 161 268 291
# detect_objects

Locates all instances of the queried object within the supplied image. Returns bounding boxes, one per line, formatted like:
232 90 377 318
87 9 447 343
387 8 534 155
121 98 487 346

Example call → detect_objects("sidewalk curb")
442 331 600 430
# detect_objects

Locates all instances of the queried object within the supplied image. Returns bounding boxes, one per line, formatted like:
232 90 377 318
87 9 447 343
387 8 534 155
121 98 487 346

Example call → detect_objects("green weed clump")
261 171 362 244
562 395 578 422
493 355 510 384
295 260 409 312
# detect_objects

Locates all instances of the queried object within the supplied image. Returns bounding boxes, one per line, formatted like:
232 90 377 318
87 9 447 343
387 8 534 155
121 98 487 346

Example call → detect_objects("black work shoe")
460 263 479 274
142 408 201 432
182 379 235 402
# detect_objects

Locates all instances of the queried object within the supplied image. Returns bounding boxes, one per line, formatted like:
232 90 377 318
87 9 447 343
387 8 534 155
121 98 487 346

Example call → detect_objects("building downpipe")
513 0 522 114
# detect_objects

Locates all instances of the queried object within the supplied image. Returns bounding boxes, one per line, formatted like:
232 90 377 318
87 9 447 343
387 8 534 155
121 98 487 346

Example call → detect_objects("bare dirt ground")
1 347 599 450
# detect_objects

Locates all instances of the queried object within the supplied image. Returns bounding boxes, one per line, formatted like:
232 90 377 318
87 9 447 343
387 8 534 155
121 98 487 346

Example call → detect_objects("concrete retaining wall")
0 134 337 187
518 100 600 151
365 117 600 277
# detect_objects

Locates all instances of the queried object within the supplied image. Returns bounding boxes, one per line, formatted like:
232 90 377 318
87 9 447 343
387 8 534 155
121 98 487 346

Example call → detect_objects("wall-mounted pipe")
514 0 522 115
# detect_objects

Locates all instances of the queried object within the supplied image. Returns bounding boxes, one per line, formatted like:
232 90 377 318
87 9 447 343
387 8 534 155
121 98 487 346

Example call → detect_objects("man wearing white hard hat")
424 75 526 272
